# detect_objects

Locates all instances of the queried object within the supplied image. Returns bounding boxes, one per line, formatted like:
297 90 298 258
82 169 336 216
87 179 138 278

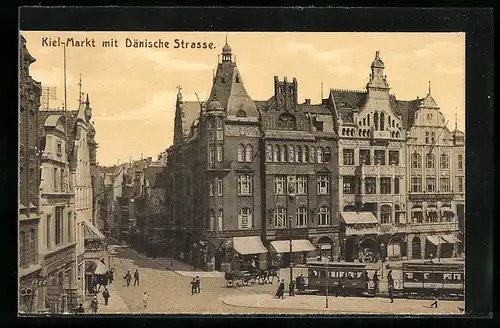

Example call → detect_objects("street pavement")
99 243 465 315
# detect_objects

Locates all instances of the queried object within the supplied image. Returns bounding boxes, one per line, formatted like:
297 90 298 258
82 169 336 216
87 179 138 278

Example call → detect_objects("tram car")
400 261 464 300
303 261 367 296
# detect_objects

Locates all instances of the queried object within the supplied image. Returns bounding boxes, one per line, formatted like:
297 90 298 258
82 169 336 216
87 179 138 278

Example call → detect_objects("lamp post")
287 181 296 285
342 237 347 262
325 257 329 308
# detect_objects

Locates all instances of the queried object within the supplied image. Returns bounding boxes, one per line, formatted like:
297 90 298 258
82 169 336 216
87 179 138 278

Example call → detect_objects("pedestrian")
124 270 132 287
143 292 150 310
191 278 197 295
276 279 285 299
364 271 370 292
91 295 98 313
388 282 394 303
109 268 114 284
373 271 379 296
195 276 201 294
133 269 140 286
289 279 295 296
76 303 85 314
387 270 394 287
336 281 343 297
102 287 110 306
430 287 439 308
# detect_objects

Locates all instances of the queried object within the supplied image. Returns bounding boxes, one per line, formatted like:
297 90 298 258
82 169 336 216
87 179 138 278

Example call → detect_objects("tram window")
310 270 318 278
414 272 424 282
405 273 413 280
338 272 345 278
453 274 462 281
347 272 354 279
423 273 430 280
356 272 363 279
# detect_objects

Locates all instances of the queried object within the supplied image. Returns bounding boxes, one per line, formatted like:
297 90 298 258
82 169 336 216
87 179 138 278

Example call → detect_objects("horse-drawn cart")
224 270 258 287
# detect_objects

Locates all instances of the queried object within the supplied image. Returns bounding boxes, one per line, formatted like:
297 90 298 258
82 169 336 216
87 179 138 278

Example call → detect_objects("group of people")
123 269 140 287
190 276 201 295
363 270 393 301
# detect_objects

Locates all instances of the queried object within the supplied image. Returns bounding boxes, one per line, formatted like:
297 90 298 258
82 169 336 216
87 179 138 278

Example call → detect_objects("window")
315 121 324 132
374 112 379 130
394 177 400 194
324 147 331 163
411 177 422 192
458 154 463 169
217 178 223 196
458 177 464 192
411 153 421 168
302 146 309 163
317 147 324 163
440 177 450 192
275 175 286 195
28 229 36 264
46 214 51 249
426 178 436 192
19 231 26 267
425 132 430 144
317 175 330 195
245 145 253 163
440 153 449 169
216 117 223 129
389 151 399 165
318 206 330 226
53 167 58 191
374 150 385 165
238 208 252 229
273 145 279 162
217 209 223 231
296 175 308 194
367 114 370 126
209 210 216 230
57 141 62 156
363 118 366 126
288 146 295 162
343 149 355 165
237 144 244 162
380 205 392 224
236 109 246 117
431 132 436 144
237 174 252 195
380 177 391 194
359 149 371 165
208 145 215 166
274 207 286 227
216 144 223 162
380 112 385 130
343 176 356 194
278 113 297 130
296 207 308 227
265 145 273 162
55 207 62 245
209 180 214 196
365 177 376 194
67 212 72 243
280 146 286 163
426 153 435 168
295 146 302 163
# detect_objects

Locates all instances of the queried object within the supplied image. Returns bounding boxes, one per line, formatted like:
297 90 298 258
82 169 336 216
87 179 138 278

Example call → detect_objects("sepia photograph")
19 30 466 316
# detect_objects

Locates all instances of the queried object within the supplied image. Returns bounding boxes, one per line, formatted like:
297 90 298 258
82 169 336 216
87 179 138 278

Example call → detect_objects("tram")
303 261 367 296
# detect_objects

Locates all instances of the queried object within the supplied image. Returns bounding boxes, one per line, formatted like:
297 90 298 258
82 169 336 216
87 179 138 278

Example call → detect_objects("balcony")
408 222 458 233
204 229 261 238
345 225 378 236
378 224 408 235
207 159 232 172
355 194 398 203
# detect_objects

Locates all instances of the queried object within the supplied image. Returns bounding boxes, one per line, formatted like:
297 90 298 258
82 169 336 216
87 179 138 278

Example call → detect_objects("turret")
367 51 390 91
84 93 92 122
173 86 185 145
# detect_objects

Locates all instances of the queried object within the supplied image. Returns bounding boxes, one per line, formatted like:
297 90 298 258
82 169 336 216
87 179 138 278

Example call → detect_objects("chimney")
305 99 311 105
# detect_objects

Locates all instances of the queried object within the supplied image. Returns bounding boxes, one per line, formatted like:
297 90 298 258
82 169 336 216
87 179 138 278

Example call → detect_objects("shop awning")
232 236 268 255
83 220 106 240
426 235 444 246
341 212 378 224
85 260 108 275
441 234 461 244
271 239 316 253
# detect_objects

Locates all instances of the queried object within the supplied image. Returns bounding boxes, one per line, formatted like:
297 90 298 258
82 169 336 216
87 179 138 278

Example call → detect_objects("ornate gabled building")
325 51 408 262
19 35 43 313
400 84 465 260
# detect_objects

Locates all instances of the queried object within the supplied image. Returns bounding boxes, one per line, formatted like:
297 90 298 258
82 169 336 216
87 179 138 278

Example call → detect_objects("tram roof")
306 261 366 268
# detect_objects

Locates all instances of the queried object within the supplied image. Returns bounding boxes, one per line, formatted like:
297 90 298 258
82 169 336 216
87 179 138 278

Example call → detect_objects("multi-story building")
402 85 465 260
166 41 339 271
37 113 77 313
325 51 407 262
19 35 43 313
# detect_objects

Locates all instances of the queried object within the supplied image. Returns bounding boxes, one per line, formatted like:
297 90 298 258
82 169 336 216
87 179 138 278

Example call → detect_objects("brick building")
19 35 43 313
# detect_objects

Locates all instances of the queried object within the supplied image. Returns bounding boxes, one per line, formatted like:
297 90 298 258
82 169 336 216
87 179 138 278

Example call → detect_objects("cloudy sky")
21 32 465 166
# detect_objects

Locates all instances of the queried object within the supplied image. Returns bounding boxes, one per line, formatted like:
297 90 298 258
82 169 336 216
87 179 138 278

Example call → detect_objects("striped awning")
232 236 268 255
426 235 444 246
271 239 316 253
441 234 461 244
83 220 106 240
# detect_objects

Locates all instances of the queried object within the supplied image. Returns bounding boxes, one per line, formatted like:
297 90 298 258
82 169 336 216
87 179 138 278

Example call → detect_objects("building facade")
19 35 43 313
403 86 465 260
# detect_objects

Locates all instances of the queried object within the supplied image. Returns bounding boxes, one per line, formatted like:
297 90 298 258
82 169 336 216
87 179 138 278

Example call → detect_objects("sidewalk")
221 294 465 315
85 282 130 314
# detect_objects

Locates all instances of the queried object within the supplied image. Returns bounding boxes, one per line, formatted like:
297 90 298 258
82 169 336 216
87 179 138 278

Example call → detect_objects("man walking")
102 287 110 306
134 269 140 286
124 270 132 287
143 292 150 310
289 279 295 296
373 271 379 296
387 270 394 303
191 278 197 295
195 276 201 294
275 279 285 299
430 287 439 308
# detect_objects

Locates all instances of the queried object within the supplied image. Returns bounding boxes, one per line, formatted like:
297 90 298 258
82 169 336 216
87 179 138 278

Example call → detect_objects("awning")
232 236 268 255
85 260 108 275
341 212 378 224
441 207 455 215
271 239 316 253
83 220 106 240
441 234 461 244
426 235 444 246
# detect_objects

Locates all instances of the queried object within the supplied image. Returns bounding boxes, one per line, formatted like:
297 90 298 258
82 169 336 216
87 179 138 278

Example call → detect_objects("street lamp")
325 257 329 308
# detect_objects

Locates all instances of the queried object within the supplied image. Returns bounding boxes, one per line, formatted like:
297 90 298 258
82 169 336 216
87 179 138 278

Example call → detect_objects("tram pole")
325 258 329 308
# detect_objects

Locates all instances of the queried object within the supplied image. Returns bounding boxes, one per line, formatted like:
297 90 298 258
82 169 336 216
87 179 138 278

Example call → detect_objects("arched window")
237 144 244 162
374 112 379 130
425 132 430 144
431 132 436 144
238 208 252 229
29 229 36 264
19 231 26 267
380 112 385 131
411 152 421 169
296 146 302 163
280 145 287 163
458 154 463 169
324 147 332 163
216 144 223 162
209 209 216 230
217 209 223 231
278 113 297 130
380 205 392 224
236 109 246 117
273 145 280 162
317 147 324 163
209 145 215 165
309 146 315 163
392 120 395 128
426 153 435 168
388 115 391 128
266 145 273 162
440 153 449 169
288 146 295 162
303 145 309 163
245 144 253 163
367 114 370 126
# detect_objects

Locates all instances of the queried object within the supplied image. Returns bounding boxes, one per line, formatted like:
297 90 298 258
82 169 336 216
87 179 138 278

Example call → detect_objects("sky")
21 32 465 167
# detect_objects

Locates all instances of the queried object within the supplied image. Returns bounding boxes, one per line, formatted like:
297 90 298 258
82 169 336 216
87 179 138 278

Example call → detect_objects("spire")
367 50 389 91
78 73 83 105
86 93 90 106
221 35 232 62
173 85 185 145
176 85 183 103
225 33 228 46
455 111 458 131
428 81 431 95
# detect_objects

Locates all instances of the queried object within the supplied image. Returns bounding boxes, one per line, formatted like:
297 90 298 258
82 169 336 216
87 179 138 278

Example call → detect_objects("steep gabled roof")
329 89 368 124
395 98 422 129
